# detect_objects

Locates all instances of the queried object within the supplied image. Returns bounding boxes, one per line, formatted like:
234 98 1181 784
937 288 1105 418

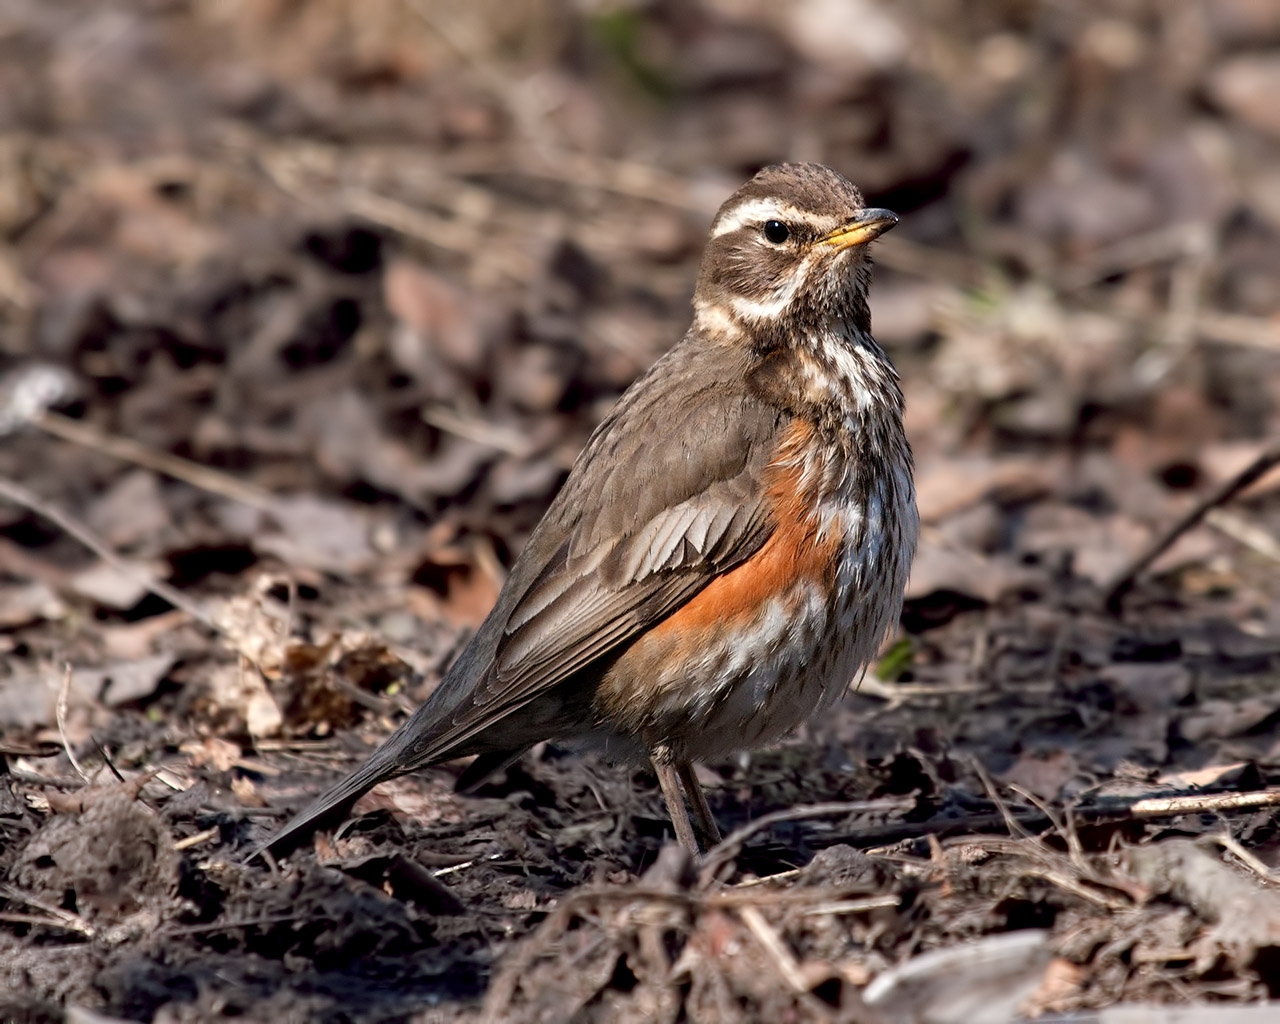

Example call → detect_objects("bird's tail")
245 700 460 861
245 617 515 861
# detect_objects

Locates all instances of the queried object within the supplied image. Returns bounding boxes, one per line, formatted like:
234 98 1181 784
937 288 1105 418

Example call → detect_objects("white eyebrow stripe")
711 199 828 239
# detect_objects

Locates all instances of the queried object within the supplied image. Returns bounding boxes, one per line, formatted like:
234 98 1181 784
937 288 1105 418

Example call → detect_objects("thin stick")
800 896 899 916
173 827 221 852
406 0 552 151
853 786 1280 853
1200 833 1280 886
0 884 94 937
56 664 89 784
1021 867 1129 911
1104 436 1280 613
34 411 277 512
1124 788 1280 818
1196 309 1280 351
0 473 215 628
90 734 126 783
1206 508 1280 563
1008 782 1088 874
0 912 93 934
740 906 811 992
972 757 1032 840
699 799 914 879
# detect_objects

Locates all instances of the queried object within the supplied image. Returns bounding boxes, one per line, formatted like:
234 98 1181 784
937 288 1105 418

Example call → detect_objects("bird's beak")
820 208 899 250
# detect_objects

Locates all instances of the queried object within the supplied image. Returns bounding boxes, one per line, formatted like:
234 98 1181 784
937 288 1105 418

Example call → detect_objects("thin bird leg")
677 761 721 847
654 760 701 854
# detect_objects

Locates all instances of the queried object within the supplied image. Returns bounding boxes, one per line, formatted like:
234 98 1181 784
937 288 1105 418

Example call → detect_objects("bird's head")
694 163 897 343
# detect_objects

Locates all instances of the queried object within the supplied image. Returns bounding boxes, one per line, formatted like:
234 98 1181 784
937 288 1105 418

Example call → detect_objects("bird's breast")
591 412 917 763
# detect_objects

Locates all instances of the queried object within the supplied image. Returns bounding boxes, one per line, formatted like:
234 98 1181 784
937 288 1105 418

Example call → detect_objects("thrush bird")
256 163 917 857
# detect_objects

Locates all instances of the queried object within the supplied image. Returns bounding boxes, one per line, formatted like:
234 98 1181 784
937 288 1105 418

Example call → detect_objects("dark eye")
762 220 790 244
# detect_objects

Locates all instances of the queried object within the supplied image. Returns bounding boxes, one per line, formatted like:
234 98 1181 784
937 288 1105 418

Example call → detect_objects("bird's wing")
440 341 785 744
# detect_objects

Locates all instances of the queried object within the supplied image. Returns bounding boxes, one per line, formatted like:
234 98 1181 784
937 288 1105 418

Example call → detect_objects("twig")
162 914 299 936
1205 508 1280 563
699 799 914 880
1021 867 1129 911
439 145 717 214
56 665 89 784
1200 833 1280 887
0 912 92 935
432 851 505 878
740 905 812 992
1163 222 1214 355
972 757 1032 840
90 735 125 783
5 769 88 789
707 889 889 910
731 868 802 889
1103 435 1280 613
1058 222 1199 291
34 411 277 512
480 883 890 914
173 827 221 852
1195 309 1280 351
1123 788 1280 818
845 786 1280 852
421 405 536 457
800 896 899 916
0 474 215 628
336 186 537 283
406 0 555 154
1008 782 1088 873
0 885 94 937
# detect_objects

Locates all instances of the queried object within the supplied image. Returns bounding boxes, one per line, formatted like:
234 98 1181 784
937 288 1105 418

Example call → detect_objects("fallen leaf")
86 469 169 549
231 775 265 807
257 494 379 574
1001 748 1078 802
73 654 175 707
1181 697 1280 742
180 736 243 772
98 610 188 661
914 456 1057 524
66 561 153 610
1158 762 1250 789
0 582 64 627
905 539 1035 602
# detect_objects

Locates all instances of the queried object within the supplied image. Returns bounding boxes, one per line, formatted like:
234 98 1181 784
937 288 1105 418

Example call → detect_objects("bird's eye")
762 220 790 244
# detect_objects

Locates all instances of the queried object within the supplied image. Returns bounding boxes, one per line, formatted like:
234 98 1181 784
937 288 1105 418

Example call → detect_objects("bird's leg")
677 761 721 847
653 759 701 854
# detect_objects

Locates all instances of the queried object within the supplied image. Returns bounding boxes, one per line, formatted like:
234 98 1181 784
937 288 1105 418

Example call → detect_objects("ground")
2 2 1280 1022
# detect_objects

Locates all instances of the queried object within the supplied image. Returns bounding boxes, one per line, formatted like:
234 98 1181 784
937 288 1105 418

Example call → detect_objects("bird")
254 162 918 858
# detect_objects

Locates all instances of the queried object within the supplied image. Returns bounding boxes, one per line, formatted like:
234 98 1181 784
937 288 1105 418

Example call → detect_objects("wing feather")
388 336 783 757
472 344 783 725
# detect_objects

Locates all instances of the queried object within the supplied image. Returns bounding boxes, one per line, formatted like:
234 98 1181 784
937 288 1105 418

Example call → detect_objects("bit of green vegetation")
588 8 674 101
874 636 914 682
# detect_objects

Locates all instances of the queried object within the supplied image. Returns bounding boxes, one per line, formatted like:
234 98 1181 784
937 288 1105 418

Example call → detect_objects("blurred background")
2 0 1279 628
3 1 1280 1020
2 0 1279 632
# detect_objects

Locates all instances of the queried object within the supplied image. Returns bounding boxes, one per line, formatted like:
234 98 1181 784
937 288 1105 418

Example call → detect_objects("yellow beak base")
820 208 899 250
